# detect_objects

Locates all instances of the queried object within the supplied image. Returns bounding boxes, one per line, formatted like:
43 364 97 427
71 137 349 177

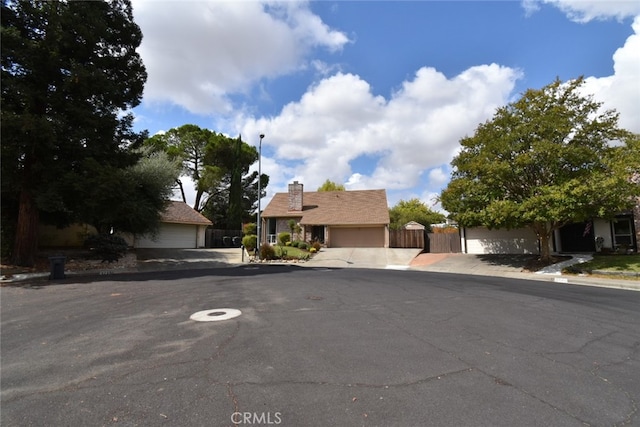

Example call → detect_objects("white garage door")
136 223 197 248
330 226 385 248
464 227 538 254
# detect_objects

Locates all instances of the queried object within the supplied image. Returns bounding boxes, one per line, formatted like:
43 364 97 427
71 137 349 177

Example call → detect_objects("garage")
329 226 385 248
135 223 199 249
133 201 212 249
463 226 539 254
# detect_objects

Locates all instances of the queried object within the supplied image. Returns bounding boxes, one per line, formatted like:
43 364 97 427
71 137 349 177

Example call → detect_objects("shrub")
298 242 308 250
242 234 257 251
311 240 322 252
260 242 275 260
85 234 128 263
243 223 257 236
309 247 317 253
278 232 291 246
290 240 300 248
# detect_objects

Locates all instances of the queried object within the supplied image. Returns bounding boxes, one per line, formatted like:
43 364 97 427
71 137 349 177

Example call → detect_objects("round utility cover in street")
190 308 241 322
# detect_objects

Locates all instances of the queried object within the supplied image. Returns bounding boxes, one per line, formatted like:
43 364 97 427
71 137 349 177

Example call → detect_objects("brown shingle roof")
262 190 390 225
162 201 212 225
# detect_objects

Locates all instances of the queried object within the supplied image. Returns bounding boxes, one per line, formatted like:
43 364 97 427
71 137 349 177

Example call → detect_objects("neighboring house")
133 201 211 249
460 205 639 255
261 181 390 248
38 201 212 249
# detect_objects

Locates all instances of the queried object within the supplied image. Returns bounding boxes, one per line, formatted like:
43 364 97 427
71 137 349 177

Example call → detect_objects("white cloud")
132 0 349 115
582 16 640 133
530 0 640 23
238 64 521 194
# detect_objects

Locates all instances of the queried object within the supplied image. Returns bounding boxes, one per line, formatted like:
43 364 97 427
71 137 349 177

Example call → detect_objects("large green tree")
144 124 221 210
60 149 180 236
440 77 639 261
317 179 345 192
146 126 269 229
200 135 268 229
1 0 147 266
389 199 446 231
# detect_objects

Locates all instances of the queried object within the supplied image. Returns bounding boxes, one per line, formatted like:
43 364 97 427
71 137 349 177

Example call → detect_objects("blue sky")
130 0 640 212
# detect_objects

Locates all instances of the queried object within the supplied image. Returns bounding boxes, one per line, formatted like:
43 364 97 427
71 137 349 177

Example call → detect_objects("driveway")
303 247 423 269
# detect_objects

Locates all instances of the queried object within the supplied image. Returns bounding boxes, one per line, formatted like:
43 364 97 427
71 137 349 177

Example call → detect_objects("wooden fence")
205 229 243 248
426 232 461 253
389 229 425 249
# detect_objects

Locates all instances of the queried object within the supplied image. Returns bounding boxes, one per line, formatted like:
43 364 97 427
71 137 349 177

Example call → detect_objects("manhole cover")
190 308 242 322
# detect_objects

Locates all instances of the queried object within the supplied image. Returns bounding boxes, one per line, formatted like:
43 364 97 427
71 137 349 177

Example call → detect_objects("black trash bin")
48 256 66 280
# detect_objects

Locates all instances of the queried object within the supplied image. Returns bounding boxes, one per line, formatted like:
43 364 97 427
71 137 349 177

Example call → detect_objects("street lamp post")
256 134 265 256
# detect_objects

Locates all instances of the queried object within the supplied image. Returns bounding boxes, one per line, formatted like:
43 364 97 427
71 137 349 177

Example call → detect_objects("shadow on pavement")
5 264 315 288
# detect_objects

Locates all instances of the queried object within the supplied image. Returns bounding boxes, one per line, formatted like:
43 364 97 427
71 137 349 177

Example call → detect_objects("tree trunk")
12 189 40 267
532 221 553 263
539 233 551 262
176 179 186 203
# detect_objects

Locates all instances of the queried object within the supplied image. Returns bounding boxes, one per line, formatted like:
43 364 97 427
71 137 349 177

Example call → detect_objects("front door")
559 221 596 252
311 226 325 243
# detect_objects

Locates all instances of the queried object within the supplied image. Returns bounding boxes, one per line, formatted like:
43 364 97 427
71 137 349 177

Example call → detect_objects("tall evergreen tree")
1 0 147 266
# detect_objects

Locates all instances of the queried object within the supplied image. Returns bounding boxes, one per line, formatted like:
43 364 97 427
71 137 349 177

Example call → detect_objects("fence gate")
389 229 425 248
206 229 243 248
426 233 461 253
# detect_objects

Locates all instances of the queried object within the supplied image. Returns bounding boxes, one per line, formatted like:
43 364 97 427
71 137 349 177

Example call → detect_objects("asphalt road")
2 266 639 427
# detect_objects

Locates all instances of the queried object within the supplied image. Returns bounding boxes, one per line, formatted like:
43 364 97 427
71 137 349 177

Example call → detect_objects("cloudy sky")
130 0 640 212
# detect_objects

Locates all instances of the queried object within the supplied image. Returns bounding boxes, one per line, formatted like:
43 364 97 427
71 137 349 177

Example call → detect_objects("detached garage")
134 201 211 249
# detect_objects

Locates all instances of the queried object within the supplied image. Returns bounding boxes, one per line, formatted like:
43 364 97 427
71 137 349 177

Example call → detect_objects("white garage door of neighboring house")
136 223 197 249
464 227 539 255
330 226 385 248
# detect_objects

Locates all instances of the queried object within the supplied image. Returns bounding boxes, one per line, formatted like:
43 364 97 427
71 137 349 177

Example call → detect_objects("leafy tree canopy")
440 77 639 261
1 0 147 266
145 126 269 229
389 199 446 231
317 179 345 192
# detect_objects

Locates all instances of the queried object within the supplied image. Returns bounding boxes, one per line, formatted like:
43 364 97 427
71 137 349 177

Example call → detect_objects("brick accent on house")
288 181 304 212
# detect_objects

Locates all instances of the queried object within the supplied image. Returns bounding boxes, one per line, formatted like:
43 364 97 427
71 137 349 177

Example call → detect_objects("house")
261 181 390 247
38 201 212 249
133 201 212 248
459 206 639 255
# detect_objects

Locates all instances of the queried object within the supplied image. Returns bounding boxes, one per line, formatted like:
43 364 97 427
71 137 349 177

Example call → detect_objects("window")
613 218 633 248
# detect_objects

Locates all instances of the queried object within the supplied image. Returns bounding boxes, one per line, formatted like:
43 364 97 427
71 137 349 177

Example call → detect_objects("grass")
567 254 640 274
274 245 313 260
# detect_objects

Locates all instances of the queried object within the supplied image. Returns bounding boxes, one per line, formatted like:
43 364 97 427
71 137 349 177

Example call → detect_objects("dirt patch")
1 250 137 278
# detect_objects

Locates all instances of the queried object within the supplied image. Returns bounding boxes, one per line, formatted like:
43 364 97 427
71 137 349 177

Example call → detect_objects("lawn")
273 245 313 260
569 254 640 274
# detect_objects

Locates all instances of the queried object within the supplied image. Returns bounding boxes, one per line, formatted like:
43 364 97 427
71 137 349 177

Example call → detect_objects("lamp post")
256 133 265 256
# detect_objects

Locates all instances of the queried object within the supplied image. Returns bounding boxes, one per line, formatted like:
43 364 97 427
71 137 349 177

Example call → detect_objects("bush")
243 223 257 236
298 242 309 250
242 234 257 251
85 234 128 263
260 242 275 260
311 240 322 252
310 247 317 253
278 232 291 246
290 240 300 248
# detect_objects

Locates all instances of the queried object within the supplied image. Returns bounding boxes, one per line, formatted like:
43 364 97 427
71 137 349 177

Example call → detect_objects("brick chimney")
288 181 303 212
